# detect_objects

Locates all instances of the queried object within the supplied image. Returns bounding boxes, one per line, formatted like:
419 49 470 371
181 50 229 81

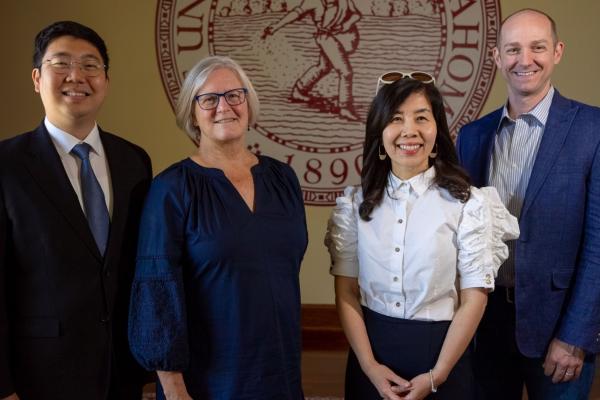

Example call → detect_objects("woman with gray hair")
128 56 308 400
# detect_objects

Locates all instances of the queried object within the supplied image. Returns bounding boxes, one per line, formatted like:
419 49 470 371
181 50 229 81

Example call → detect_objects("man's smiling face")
494 10 564 103
32 35 108 130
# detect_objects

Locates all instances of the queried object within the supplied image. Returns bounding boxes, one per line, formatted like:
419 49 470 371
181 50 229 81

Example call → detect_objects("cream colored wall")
1 1 599 304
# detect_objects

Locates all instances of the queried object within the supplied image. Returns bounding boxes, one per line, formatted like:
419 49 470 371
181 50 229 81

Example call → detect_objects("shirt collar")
388 166 435 197
497 86 555 132
45 117 103 157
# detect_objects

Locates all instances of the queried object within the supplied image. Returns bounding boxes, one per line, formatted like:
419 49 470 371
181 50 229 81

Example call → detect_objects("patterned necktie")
71 143 109 255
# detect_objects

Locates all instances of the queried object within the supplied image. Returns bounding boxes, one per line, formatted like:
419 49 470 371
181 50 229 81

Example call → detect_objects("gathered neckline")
183 155 264 178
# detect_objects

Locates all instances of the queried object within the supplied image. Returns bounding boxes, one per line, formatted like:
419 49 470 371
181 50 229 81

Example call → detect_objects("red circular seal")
156 0 500 205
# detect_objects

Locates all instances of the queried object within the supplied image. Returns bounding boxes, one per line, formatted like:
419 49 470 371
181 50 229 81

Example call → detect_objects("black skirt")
345 306 475 399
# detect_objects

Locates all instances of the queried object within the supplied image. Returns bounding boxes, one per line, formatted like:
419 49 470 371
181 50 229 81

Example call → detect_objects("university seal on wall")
156 0 500 205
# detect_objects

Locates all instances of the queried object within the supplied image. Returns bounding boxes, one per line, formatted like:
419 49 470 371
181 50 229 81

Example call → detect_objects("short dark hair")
359 78 471 221
498 8 559 45
33 21 109 71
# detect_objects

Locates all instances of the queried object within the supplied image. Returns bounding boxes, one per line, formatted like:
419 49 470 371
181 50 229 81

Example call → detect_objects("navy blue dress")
128 156 307 400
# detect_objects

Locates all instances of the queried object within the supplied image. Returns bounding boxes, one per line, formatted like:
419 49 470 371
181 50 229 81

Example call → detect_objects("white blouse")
326 167 520 321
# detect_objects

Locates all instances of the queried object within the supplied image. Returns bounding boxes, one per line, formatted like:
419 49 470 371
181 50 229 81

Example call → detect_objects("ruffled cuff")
324 186 360 277
457 187 520 290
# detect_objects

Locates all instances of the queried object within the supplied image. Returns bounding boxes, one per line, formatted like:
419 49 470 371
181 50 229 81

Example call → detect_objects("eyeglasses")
376 71 435 93
42 56 106 77
194 88 248 110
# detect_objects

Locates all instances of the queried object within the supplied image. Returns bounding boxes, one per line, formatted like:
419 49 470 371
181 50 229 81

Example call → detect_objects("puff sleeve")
325 186 360 277
457 186 520 290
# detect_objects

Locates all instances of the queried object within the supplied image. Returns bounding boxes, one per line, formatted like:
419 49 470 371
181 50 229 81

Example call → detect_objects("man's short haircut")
498 8 559 45
33 21 109 71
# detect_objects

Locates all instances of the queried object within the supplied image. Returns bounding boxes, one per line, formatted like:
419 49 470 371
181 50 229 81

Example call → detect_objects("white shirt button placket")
391 182 409 317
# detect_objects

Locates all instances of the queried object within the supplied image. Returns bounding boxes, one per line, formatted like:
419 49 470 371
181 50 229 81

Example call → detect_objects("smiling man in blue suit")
457 8 600 400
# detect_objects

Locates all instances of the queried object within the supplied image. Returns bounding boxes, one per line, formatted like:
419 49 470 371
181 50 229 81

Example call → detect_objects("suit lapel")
24 124 102 261
521 92 576 219
101 131 130 270
479 109 503 187
464 108 501 187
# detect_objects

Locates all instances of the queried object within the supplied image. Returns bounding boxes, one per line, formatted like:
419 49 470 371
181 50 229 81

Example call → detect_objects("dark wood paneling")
302 304 349 351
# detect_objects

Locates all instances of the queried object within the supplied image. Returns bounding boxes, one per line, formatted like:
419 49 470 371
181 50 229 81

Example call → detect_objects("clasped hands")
365 362 443 400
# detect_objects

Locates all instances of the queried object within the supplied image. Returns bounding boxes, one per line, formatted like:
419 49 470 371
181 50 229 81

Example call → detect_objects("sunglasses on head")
376 71 436 94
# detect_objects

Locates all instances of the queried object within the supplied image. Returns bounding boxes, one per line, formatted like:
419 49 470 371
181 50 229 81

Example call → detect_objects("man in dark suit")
457 8 600 400
0 21 151 399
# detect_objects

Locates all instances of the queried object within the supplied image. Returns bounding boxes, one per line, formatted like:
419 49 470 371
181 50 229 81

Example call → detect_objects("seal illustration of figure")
263 0 361 121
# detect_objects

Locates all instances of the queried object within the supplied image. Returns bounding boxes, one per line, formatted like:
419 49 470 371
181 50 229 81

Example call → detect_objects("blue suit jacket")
457 91 600 357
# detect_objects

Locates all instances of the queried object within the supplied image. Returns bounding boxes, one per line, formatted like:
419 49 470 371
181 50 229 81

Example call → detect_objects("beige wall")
1 1 599 303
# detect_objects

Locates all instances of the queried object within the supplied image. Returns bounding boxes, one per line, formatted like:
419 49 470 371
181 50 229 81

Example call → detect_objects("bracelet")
429 369 437 393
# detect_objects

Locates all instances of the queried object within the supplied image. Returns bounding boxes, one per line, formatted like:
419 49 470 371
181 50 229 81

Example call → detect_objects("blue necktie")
71 143 109 255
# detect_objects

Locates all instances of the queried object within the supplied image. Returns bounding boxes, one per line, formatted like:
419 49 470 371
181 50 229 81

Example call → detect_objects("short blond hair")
175 56 260 142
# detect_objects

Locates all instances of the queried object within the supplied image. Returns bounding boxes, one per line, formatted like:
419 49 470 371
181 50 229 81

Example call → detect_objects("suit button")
101 316 111 323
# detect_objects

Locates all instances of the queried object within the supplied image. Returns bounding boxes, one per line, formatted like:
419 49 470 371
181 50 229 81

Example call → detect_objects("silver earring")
378 145 387 161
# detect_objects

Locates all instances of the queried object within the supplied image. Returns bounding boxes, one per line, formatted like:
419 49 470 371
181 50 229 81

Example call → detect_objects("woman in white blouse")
326 73 520 400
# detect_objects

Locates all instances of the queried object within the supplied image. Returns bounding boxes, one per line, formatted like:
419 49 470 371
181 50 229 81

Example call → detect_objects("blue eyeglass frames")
194 88 248 110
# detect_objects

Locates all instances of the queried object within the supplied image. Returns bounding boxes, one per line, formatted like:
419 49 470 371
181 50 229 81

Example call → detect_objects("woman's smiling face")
382 91 437 180
193 67 249 145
